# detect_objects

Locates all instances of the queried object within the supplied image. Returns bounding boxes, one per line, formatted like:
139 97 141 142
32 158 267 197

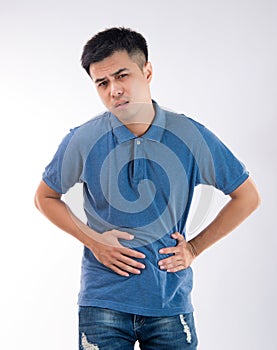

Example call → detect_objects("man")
34 27 261 349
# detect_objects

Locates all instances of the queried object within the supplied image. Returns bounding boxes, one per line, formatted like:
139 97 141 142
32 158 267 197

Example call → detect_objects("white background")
0 0 276 349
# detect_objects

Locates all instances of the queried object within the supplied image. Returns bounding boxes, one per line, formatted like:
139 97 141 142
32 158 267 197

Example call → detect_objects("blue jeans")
79 306 198 349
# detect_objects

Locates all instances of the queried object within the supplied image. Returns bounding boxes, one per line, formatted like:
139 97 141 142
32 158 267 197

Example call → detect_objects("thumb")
171 232 185 244
112 230 134 241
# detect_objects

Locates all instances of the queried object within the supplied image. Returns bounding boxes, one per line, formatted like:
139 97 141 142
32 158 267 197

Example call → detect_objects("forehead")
89 51 137 80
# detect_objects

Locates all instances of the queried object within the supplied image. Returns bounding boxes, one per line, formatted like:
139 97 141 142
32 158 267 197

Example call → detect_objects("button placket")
133 138 144 183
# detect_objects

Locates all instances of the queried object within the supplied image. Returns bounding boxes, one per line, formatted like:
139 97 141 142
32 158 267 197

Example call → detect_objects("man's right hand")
88 229 146 277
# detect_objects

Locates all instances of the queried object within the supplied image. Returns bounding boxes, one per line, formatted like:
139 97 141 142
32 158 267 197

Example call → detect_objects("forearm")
189 178 261 256
35 192 96 248
34 180 146 276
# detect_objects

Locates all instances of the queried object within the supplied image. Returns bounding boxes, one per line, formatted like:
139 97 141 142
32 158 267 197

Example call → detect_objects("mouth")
114 100 129 109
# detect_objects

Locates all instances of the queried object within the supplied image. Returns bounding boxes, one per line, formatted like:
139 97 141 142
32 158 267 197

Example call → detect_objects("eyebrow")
94 68 129 84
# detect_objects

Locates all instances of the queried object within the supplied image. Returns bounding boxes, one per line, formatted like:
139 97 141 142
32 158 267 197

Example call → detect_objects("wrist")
187 240 198 257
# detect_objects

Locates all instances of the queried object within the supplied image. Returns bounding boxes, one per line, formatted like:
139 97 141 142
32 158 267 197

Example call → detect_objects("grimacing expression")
89 50 153 121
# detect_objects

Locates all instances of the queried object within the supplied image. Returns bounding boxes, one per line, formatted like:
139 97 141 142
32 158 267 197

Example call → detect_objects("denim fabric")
79 306 198 350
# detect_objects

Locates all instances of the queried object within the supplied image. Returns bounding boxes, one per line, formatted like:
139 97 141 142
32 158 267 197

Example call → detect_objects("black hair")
81 27 148 76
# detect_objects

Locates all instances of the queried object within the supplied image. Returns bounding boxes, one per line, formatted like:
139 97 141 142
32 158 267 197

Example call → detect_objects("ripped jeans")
79 306 198 350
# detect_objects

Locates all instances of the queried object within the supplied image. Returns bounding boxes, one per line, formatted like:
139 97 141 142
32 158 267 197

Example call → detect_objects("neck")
119 101 155 136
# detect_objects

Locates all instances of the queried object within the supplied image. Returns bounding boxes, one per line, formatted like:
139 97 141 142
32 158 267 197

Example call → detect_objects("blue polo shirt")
43 101 249 316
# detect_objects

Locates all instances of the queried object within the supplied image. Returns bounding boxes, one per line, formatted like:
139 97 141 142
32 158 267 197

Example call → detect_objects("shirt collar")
109 100 166 144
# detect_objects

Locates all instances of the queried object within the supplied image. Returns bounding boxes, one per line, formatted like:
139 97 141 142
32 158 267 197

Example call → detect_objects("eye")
117 73 128 79
98 80 108 88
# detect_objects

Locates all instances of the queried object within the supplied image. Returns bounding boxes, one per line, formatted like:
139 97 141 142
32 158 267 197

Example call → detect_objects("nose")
110 81 123 98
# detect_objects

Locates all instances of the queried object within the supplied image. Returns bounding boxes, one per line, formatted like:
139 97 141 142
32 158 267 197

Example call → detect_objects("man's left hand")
158 232 196 272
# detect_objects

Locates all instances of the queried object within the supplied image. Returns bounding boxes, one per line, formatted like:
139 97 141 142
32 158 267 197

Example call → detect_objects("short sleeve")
42 127 83 194
196 125 249 195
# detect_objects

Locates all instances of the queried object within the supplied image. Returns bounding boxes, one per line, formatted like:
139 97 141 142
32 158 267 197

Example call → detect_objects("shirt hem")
222 172 249 195
77 297 194 317
42 176 63 194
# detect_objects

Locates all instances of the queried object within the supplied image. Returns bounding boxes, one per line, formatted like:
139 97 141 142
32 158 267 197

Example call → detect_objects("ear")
143 61 153 83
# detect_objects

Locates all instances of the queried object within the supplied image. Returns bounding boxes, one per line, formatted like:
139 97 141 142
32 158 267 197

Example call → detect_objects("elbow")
255 190 262 209
34 181 62 214
34 191 40 211
242 177 262 212
34 187 45 212
249 186 262 213
231 177 262 214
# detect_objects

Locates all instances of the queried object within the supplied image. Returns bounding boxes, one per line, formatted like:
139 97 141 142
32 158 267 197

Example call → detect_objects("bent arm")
159 177 261 272
34 180 94 245
188 177 261 256
34 180 145 276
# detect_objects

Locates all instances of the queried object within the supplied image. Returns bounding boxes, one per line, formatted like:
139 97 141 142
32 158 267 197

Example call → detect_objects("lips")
114 100 129 108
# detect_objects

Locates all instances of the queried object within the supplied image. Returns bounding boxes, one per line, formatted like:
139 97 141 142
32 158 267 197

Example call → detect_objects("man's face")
89 50 153 122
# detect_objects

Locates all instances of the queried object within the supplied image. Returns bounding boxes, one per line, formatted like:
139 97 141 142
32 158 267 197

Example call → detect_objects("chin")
112 104 136 119
114 110 135 121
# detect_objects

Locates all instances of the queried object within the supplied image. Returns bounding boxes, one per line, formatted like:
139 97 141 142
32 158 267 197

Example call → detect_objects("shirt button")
136 140 141 145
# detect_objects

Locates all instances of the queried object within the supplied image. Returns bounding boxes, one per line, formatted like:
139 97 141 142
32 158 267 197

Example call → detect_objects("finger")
112 230 135 241
158 255 180 265
167 264 187 273
171 232 185 243
117 254 146 270
120 247 146 260
159 246 177 255
159 257 187 272
115 260 143 275
109 264 130 277
158 256 182 270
